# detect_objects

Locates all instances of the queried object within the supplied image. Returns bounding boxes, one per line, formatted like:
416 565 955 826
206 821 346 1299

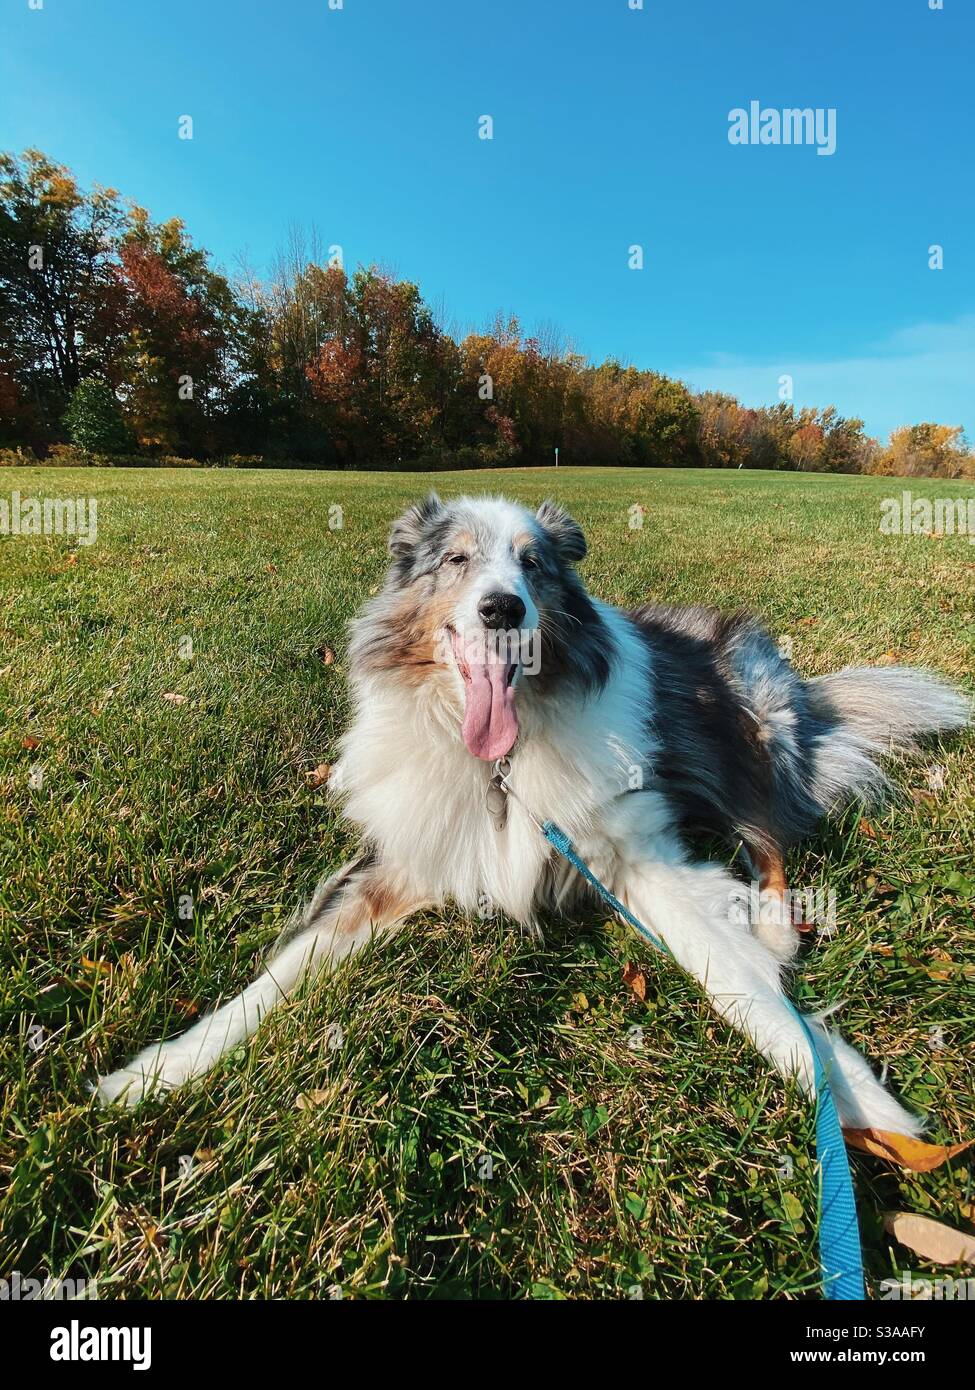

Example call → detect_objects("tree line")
1 149 971 478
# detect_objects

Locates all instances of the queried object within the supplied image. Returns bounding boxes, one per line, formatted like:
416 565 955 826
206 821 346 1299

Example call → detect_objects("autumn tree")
115 208 238 453
2 150 972 477
877 423 973 480
0 149 127 437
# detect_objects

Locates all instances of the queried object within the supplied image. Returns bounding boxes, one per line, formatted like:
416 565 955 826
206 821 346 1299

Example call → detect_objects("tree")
3 148 973 477
63 378 132 454
0 149 127 437
878 423 973 480
115 208 238 453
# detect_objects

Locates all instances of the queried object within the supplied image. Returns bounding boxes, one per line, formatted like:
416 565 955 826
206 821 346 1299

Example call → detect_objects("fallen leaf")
65 553 78 567
21 735 41 751
161 692 187 704
844 1127 974 1172
305 762 331 788
875 650 900 666
883 1212 975 1266
92 685 117 715
622 961 647 1001
797 616 818 627
910 789 937 807
81 956 112 975
858 818 876 840
874 947 957 980
316 644 336 666
926 966 953 982
296 1089 332 1110
175 997 199 1018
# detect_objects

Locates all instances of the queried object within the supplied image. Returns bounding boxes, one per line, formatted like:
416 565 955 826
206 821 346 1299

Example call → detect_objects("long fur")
96 495 970 1138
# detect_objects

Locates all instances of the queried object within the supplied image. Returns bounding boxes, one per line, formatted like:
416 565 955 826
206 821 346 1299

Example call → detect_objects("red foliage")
118 243 208 355
306 339 362 401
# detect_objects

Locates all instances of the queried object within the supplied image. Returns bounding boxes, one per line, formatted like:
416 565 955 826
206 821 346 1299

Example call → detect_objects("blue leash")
541 818 865 1300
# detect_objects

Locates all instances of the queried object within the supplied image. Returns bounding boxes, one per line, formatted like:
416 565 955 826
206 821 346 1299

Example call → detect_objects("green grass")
1 464 973 1300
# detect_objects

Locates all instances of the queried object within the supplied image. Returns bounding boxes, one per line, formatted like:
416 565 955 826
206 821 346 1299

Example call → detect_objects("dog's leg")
614 851 922 1135
96 858 429 1106
748 842 810 958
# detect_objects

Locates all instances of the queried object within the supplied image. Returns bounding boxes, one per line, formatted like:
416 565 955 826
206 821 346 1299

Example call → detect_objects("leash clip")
489 757 545 832
486 757 511 831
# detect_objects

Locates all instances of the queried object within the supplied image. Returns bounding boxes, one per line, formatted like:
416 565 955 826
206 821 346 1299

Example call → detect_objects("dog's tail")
808 666 971 813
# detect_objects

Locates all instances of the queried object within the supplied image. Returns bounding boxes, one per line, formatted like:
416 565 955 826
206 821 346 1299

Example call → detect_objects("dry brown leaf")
161 691 187 704
305 762 331 788
622 961 647 1001
875 650 900 666
926 968 953 982
883 1212 975 1266
296 1089 332 1110
844 1127 974 1172
875 947 958 981
316 644 336 666
81 956 112 975
796 616 818 627
21 735 41 751
858 817 876 840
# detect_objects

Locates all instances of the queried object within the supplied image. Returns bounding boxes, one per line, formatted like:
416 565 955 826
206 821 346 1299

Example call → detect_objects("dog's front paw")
94 1044 182 1107
753 897 801 962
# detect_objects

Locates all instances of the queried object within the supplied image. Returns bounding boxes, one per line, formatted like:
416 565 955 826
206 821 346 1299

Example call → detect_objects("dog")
97 493 970 1132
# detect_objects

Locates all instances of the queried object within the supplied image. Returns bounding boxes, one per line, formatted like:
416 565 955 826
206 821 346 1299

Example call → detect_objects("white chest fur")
333 606 660 922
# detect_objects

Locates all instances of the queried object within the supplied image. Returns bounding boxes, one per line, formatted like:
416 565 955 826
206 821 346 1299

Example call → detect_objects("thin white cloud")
672 316 975 443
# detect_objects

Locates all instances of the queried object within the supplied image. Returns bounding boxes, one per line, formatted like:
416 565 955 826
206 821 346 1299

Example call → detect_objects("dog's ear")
536 499 587 563
388 492 444 558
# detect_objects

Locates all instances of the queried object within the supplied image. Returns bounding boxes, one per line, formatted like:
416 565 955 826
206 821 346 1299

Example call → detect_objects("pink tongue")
462 657 518 761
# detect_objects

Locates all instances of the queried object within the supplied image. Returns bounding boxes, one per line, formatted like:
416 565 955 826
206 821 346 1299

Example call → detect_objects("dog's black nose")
478 591 526 629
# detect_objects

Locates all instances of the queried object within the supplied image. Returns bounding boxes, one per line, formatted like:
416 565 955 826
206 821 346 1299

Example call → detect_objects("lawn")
0 464 973 1300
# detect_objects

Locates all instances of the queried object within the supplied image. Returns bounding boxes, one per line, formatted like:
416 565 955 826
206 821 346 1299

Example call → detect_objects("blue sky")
3 0 972 441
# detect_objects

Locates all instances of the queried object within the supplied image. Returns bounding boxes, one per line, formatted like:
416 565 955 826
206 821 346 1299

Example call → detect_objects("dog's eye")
445 553 468 566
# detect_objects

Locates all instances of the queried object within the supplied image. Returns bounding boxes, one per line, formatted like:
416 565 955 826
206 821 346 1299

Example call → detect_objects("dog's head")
353 493 609 761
